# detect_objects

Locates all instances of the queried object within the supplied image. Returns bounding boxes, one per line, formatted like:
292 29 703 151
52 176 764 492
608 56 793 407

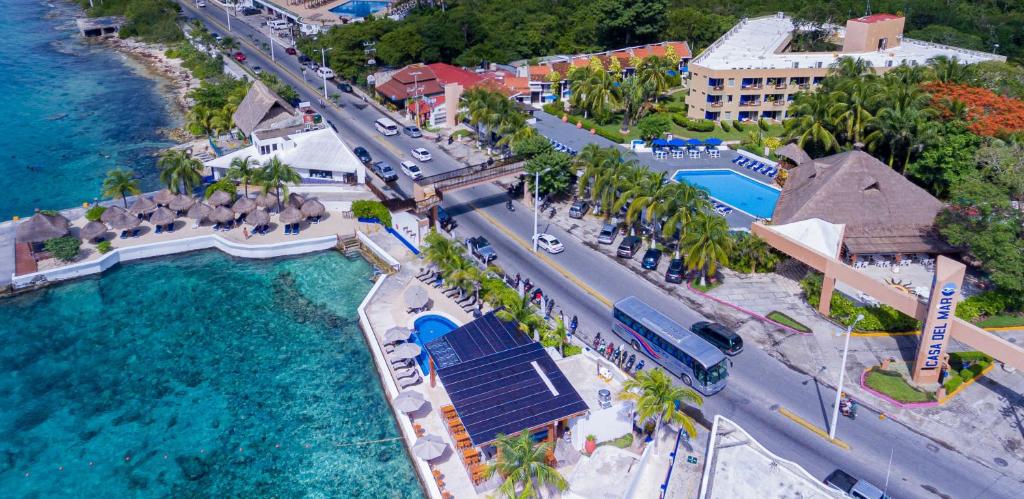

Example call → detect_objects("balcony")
773 82 787 89
711 84 724 91
770 100 785 107
709 101 724 108
739 100 761 107
741 83 763 90
798 83 810 89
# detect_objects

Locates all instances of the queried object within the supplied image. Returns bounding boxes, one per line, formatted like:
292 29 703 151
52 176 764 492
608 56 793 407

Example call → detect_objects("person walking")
243 227 250 239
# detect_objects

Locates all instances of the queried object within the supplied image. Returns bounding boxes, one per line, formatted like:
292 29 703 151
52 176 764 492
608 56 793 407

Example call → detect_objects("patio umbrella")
168 194 195 212
207 190 232 207
667 138 686 148
187 202 213 221
287 192 306 209
412 434 447 461
246 208 270 226
105 208 141 230
153 189 176 206
278 206 304 225
384 326 413 344
232 196 256 214
16 212 70 243
209 206 235 224
704 137 723 147
651 138 668 147
393 390 426 414
300 199 325 218
390 342 422 360
403 287 429 310
686 138 703 147
128 196 156 214
79 220 107 241
255 192 278 209
100 205 126 224
149 206 177 226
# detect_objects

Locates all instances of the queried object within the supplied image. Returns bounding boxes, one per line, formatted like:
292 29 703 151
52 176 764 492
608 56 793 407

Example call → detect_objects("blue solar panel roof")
425 313 589 446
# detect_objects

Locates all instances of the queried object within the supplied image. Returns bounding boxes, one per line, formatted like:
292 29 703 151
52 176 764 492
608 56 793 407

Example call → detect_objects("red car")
233 52 246 62
285 47 297 55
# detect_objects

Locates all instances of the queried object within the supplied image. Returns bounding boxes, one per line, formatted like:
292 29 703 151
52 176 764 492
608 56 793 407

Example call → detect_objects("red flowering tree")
924 82 1024 137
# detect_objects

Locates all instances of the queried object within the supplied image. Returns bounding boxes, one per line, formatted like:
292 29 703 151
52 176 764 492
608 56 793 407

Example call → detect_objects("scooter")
840 399 858 420
596 339 606 355
506 199 515 212
621 350 630 368
523 279 533 294
634 360 645 374
605 342 615 359
611 346 621 364
592 332 602 350
548 207 556 217
625 353 636 372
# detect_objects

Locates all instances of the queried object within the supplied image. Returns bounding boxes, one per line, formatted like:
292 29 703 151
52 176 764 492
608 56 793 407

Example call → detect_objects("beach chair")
166 223 175 233
731 156 741 164
131 228 140 238
460 296 477 312
155 225 163 234
284 224 293 235
390 357 413 368
120 230 128 239
431 276 444 288
415 268 431 280
395 367 419 380
398 375 422 388
443 286 460 297
292 224 300 236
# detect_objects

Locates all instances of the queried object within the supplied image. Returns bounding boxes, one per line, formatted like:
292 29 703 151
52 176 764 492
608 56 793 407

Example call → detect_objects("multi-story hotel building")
685 13 1004 122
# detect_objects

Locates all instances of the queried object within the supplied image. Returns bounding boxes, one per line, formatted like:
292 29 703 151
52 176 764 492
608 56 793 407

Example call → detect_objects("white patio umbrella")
412 434 447 461
404 286 429 310
390 342 422 360
384 326 413 345
393 390 426 414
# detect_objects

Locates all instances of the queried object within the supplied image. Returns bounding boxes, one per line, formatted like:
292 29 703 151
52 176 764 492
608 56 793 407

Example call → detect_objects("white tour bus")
374 117 400 136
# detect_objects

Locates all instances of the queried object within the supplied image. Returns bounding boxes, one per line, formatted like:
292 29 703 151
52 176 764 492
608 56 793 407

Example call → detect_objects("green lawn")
767 311 812 333
598 433 634 449
976 314 1024 329
864 368 937 403
565 110 784 143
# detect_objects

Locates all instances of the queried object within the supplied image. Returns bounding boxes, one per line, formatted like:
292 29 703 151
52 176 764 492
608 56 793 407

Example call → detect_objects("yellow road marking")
374 135 406 158
471 204 613 308
983 326 1024 332
776 406 851 450
852 331 919 337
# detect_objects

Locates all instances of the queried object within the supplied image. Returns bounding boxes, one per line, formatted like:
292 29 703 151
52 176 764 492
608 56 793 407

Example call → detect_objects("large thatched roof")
169 194 195 212
231 80 296 136
16 212 70 243
775 143 813 166
187 202 213 220
232 196 256 214
246 208 270 226
104 208 141 230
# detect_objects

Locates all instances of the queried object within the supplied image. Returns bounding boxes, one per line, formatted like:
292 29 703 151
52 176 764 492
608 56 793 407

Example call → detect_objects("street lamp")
531 167 552 252
320 47 334 99
268 28 275 62
224 2 232 31
409 71 422 127
829 313 864 440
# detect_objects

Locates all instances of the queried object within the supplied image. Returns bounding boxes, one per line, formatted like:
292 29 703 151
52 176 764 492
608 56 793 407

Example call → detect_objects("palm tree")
618 368 703 447
828 56 872 81
463 87 509 150
101 168 141 208
227 156 258 197
733 233 777 274
496 292 541 341
157 149 203 194
544 317 569 356
635 55 671 97
423 231 465 271
683 211 732 286
614 170 668 236
656 183 709 255
618 76 649 132
928 55 973 83
784 91 843 155
864 105 939 173
484 432 567 499
834 79 877 144
258 156 301 211
571 68 619 120
446 256 482 299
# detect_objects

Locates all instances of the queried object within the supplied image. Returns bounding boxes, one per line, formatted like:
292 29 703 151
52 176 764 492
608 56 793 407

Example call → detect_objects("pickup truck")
371 161 398 182
465 236 497 263
824 469 889 499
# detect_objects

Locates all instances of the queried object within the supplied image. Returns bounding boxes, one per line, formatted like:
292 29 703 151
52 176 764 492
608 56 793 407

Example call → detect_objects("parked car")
465 236 497 263
641 248 662 270
665 258 685 283
534 233 565 254
309 62 320 71
824 469 889 499
410 148 432 161
285 47 297 55
316 67 335 79
400 160 423 180
233 52 246 62
568 200 590 219
241 7 261 16
336 81 353 93
371 161 398 182
691 321 743 355
597 223 618 244
196 0 206 7
353 146 372 164
251 65 262 75
617 236 642 258
298 54 312 65
403 125 423 138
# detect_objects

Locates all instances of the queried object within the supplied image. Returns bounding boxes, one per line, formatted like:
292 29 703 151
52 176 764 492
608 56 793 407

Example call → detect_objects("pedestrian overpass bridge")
412 155 527 215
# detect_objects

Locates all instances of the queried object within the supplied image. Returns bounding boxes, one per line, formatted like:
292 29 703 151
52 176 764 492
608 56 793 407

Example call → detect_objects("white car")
316 66 335 80
400 160 423 180
534 233 565 254
410 147 432 161
196 0 206 7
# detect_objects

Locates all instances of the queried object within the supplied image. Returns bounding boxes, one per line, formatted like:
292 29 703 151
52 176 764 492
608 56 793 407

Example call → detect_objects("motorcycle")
596 339 606 355
548 207 556 218
634 360 645 374
611 346 621 364
605 342 614 359
625 353 636 372
506 199 515 212
523 279 533 294
592 333 602 350
840 398 858 420
621 349 630 368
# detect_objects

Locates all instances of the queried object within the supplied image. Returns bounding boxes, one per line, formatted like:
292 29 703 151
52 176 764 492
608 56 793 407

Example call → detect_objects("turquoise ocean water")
0 1 177 220
0 251 424 497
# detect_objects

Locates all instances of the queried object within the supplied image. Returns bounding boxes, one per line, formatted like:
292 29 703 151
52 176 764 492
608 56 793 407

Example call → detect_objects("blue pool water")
412 315 459 374
0 2 178 219
329 1 391 18
672 169 781 219
0 251 423 497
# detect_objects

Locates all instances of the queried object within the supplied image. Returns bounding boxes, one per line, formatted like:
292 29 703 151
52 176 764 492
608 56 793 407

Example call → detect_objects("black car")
240 7 261 15
617 236 642 258
353 146 372 164
298 54 312 65
641 248 662 270
691 321 743 355
336 81 353 93
665 258 685 283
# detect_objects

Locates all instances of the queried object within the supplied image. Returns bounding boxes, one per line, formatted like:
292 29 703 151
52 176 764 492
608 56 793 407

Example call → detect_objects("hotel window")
259 145 270 155
272 144 278 151
724 111 733 120
815 61 823 68
885 60 894 67
727 78 735 87
792 62 799 68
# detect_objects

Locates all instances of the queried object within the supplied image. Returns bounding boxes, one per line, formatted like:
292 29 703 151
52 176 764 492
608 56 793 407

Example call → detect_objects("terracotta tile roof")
528 41 691 78
850 13 902 24
427 62 483 87
376 64 444 101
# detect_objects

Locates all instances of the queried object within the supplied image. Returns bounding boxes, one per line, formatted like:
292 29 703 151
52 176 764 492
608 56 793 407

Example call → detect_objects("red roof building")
375 64 445 104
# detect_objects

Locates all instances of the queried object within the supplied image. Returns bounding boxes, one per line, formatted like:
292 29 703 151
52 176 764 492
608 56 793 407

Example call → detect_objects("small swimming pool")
672 169 780 219
329 0 390 17
412 314 459 374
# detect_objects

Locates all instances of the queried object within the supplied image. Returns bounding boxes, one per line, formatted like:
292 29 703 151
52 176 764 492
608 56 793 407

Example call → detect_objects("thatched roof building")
16 212 70 244
232 81 296 137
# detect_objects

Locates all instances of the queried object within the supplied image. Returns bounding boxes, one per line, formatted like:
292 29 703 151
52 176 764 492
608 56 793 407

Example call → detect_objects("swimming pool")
329 0 390 17
672 169 780 219
412 315 459 374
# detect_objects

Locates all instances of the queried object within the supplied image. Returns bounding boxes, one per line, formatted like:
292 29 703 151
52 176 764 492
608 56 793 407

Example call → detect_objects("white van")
267 19 289 30
316 66 336 80
374 117 399 136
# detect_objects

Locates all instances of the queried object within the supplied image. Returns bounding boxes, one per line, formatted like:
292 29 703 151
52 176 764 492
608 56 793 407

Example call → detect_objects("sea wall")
12 234 338 289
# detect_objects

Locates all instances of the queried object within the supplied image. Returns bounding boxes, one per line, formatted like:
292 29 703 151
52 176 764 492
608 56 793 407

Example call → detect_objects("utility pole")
829 314 864 440
321 47 333 99
224 2 232 31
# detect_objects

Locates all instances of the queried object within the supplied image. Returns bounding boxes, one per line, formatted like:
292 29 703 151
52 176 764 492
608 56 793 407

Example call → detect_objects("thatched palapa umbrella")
150 207 177 226
255 192 278 209
287 193 306 209
278 206 304 225
300 199 325 218
232 196 256 214
187 202 213 221
246 208 270 227
153 189 176 206
15 212 70 244
209 206 235 224
79 221 108 241
128 196 156 215
101 206 127 224
105 207 141 230
208 190 232 207
169 194 195 212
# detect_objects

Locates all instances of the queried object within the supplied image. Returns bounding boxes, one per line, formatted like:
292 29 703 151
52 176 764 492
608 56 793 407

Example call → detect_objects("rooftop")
692 14 1003 71
206 127 363 175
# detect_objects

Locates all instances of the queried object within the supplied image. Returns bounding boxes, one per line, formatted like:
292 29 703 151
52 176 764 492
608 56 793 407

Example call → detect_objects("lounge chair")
155 225 163 234
455 293 473 305
431 276 444 288
166 223 175 233
731 156 741 164
390 357 413 368
395 367 419 380
284 224 293 235
384 344 396 355
460 297 477 312
120 230 128 239
398 375 422 388
131 228 141 238
443 287 460 297
417 271 434 282
292 224 300 235
415 268 431 279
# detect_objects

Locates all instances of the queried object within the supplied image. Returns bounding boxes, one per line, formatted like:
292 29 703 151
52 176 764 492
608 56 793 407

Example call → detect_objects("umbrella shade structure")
100 206 126 224
704 137 723 147
255 192 278 209
207 190 233 207
651 138 668 147
278 206 304 225
168 194 195 212
149 206 177 226
287 192 306 209
667 138 686 148
390 342 422 360
128 196 157 214
412 435 447 461
104 208 141 230
209 206 235 224
686 138 703 147
232 196 257 214
16 212 70 244
393 390 426 414
79 220 108 241
187 202 213 221
300 199 325 218
403 287 429 310
153 189 176 206
384 326 413 345
246 208 270 226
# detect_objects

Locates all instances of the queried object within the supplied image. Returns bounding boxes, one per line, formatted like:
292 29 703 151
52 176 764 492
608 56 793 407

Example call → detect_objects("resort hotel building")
685 13 1004 122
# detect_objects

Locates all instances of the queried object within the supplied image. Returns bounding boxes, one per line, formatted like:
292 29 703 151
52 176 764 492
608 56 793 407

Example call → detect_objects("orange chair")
432 469 443 479
441 492 453 499
413 423 425 436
